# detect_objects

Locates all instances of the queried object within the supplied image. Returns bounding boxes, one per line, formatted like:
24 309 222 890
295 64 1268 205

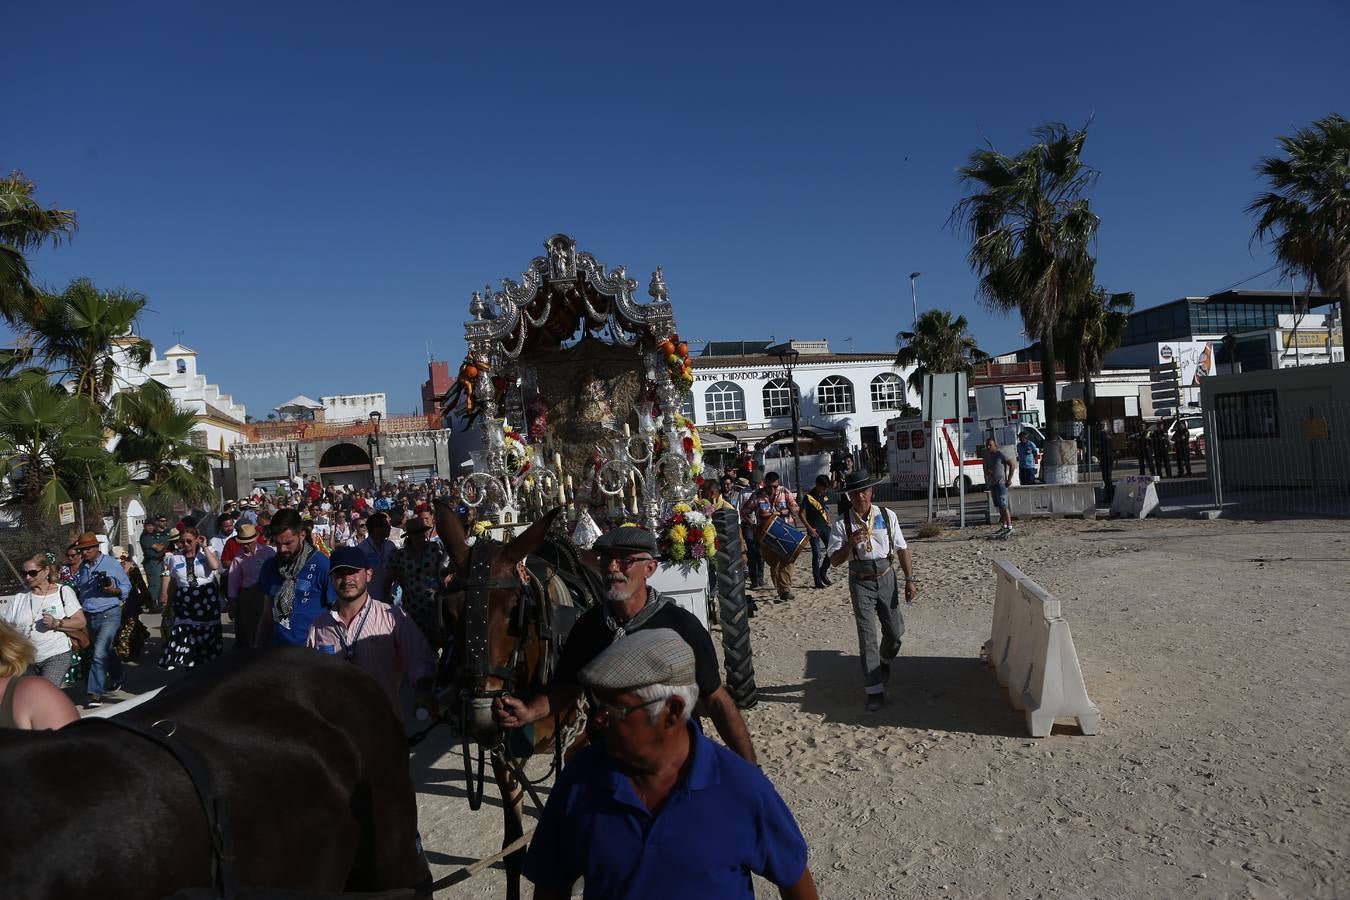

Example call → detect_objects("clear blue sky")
9 0 1347 416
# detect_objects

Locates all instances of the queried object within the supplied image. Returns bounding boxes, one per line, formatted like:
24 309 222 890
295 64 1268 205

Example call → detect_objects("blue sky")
8 0 1347 416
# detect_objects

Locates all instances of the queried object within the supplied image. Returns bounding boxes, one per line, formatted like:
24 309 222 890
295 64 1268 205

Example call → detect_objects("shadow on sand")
757 649 1026 736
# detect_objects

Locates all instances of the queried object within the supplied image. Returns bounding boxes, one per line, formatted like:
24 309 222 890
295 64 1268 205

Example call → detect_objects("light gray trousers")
848 565 905 694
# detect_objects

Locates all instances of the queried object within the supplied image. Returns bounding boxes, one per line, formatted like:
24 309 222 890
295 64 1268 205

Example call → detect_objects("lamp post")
775 344 802 493
367 410 383 487
909 272 922 330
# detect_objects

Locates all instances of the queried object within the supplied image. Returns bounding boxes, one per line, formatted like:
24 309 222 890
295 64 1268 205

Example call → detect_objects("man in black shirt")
493 526 756 762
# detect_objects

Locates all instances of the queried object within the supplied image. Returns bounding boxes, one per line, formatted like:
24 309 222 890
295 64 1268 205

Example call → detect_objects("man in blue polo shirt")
524 629 818 900
72 531 131 708
257 509 334 646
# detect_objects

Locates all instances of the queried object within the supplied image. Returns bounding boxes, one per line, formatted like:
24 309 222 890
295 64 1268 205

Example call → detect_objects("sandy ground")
412 514 1350 899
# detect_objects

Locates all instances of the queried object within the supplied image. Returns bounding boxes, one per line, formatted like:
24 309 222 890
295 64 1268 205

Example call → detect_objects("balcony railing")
242 413 442 443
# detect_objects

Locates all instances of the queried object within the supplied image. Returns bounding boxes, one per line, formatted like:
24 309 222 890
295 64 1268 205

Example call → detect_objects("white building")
1247 313 1344 369
109 339 249 454
319 392 387 424
687 340 916 486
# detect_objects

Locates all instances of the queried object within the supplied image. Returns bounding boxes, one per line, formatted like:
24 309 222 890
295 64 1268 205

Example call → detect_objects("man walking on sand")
827 473 916 712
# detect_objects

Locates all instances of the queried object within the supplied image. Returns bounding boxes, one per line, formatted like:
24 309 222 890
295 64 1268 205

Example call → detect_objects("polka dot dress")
158 580 223 670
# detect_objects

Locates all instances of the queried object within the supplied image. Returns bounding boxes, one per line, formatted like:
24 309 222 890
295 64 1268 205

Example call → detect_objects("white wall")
320 392 387 423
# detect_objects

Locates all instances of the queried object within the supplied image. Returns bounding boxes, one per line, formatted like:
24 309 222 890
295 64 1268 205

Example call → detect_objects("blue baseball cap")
328 546 370 574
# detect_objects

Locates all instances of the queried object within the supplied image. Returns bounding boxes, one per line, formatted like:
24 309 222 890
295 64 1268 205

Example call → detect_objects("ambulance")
885 416 1046 496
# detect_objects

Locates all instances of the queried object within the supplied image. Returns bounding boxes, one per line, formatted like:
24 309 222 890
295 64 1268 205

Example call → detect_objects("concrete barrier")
987 560 1099 737
1109 475 1160 518
992 482 1099 519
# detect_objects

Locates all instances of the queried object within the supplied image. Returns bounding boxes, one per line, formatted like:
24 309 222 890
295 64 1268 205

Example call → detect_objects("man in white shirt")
208 513 236 560
827 472 918 712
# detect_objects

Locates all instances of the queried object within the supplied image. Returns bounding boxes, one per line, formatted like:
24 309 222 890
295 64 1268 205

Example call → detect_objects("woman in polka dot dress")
157 527 223 670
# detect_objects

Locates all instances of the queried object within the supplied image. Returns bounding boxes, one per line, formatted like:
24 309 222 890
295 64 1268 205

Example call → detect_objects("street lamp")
909 272 922 330
367 410 383 487
774 344 802 493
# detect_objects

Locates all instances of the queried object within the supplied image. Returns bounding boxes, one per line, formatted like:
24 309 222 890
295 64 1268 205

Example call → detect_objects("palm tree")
0 171 78 322
1055 284 1134 429
952 123 1099 438
111 381 217 508
0 372 118 523
894 309 988 401
22 277 151 407
1249 113 1350 333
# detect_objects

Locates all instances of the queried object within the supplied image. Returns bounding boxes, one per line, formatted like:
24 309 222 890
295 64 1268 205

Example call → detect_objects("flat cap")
579 628 696 692
592 526 658 557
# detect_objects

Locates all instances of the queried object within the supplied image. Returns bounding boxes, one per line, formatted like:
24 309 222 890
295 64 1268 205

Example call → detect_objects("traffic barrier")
987 560 1099 737
1109 474 1160 518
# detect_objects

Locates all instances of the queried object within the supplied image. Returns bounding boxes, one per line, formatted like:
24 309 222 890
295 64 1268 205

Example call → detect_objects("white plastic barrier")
987 560 1099 737
1109 474 1160 518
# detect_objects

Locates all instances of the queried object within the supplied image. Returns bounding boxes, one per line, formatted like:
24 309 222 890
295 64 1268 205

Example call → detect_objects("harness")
77 716 237 898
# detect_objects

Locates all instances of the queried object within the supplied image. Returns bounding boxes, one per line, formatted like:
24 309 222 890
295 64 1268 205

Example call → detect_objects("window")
816 375 855 415
704 381 745 424
763 378 796 418
870 373 905 410
680 391 695 423
1214 390 1279 439
895 430 910 450
176 359 187 374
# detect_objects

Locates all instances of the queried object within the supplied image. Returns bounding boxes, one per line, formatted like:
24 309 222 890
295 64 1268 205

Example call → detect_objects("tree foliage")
952 123 1099 436
112 381 217 508
1055 283 1134 426
0 171 77 323
894 309 988 400
1249 113 1350 331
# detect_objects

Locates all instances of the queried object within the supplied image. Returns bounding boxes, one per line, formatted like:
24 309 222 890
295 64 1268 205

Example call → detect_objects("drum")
760 516 807 565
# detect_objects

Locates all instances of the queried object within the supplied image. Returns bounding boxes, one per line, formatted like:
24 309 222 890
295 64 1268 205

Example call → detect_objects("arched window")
870 372 905 410
680 391 696 423
762 378 797 418
176 359 187 374
704 381 745 424
816 375 855 415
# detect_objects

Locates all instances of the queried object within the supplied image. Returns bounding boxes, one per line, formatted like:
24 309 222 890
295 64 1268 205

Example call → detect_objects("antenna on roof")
844 336 854 353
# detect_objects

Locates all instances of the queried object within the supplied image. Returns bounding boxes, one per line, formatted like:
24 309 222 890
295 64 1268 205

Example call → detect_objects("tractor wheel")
713 509 757 708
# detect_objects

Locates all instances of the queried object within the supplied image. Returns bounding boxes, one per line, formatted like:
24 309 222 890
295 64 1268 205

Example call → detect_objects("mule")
434 502 591 900
1 647 423 900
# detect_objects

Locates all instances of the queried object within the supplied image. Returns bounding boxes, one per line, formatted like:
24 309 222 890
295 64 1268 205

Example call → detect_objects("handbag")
59 585 94 653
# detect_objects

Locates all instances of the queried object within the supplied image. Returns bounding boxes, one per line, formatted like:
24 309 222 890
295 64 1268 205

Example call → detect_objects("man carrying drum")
752 471 803 602
827 472 917 712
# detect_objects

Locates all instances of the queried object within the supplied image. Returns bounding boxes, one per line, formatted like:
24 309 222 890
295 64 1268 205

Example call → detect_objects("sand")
412 514 1350 899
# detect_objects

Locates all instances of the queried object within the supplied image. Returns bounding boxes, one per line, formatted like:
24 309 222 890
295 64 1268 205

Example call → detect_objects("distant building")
421 361 452 416
274 395 325 422
109 339 248 454
319 392 386 423
687 339 915 485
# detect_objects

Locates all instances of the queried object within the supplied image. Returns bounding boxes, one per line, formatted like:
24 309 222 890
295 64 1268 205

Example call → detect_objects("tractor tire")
713 509 757 708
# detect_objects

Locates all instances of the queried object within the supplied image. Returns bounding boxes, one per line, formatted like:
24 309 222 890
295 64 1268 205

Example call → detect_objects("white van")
885 416 1046 495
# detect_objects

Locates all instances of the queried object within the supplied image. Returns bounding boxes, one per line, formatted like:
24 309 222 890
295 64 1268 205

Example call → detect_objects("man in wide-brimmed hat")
524 628 817 900
827 472 917 712
493 526 756 762
72 531 131 708
227 522 276 649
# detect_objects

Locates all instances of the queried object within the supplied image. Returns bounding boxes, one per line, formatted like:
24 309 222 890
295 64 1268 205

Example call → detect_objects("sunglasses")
22 569 41 578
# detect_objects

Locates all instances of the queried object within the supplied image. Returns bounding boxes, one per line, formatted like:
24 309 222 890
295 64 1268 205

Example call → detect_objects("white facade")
319 392 387 423
687 344 917 454
108 340 248 453
1260 314 1344 368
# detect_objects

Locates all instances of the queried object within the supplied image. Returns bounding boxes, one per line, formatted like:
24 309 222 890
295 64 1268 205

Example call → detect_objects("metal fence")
1206 399 1350 517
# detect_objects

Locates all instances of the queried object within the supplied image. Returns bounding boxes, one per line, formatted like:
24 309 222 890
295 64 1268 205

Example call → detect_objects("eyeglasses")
601 555 655 569
593 696 667 723
22 569 41 578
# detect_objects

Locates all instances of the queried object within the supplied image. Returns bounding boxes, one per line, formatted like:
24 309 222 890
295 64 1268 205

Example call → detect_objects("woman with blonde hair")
0 619 80 729
0 551 86 685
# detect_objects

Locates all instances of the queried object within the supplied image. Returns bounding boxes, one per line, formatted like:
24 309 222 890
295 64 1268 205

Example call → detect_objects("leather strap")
78 716 237 898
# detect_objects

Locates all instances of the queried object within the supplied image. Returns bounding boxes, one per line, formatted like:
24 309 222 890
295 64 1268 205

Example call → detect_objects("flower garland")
657 500 721 571
502 424 530 476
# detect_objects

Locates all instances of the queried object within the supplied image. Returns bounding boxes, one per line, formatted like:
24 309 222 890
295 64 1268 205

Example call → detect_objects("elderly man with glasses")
524 629 818 900
493 526 756 762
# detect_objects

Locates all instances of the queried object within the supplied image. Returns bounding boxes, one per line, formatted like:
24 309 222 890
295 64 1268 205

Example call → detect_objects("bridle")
458 539 535 701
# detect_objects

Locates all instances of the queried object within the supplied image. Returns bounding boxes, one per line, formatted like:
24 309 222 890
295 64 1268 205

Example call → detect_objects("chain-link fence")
1206 399 1350 517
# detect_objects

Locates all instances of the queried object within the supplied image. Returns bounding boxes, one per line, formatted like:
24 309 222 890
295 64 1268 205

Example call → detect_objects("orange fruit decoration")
658 339 675 356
